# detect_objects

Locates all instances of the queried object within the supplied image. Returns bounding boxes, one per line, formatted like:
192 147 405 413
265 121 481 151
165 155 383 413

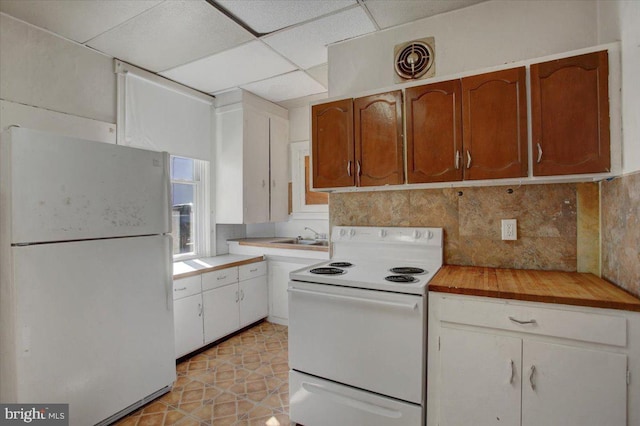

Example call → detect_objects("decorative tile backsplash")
330 183 590 272
602 172 640 297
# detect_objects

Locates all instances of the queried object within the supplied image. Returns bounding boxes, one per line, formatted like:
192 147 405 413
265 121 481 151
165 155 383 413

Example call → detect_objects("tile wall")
330 183 598 272
602 172 640 297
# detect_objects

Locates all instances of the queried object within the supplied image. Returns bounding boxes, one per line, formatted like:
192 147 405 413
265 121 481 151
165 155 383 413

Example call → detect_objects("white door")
239 276 268 327
3 127 170 244
243 109 270 224
202 284 240 343
269 116 289 222
10 235 175 426
288 281 425 404
438 328 521 426
174 294 204 358
522 341 627 426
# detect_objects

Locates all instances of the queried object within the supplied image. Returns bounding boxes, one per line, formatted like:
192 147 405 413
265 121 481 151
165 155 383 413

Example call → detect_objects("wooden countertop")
228 237 329 253
430 265 640 312
173 254 265 279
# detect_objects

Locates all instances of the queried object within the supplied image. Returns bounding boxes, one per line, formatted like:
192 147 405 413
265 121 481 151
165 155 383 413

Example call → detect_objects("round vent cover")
394 41 434 80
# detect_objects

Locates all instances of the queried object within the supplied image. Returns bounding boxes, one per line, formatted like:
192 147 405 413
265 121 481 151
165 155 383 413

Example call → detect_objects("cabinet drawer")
173 275 201 300
439 296 627 347
239 261 267 281
202 267 238 291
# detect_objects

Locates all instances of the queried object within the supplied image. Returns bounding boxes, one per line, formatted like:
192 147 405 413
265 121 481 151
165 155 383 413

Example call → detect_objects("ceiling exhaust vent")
394 38 435 83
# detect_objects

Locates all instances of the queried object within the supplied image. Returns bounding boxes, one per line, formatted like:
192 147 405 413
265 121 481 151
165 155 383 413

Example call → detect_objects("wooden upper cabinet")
311 99 355 188
406 80 463 183
354 91 404 186
462 67 528 180
531 51 610 176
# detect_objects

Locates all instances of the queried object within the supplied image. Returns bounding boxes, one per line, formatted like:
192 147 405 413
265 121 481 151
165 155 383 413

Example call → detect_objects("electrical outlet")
501 219 517 240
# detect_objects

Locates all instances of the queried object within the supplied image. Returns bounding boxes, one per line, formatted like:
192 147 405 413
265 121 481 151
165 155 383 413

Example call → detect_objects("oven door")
288 281 425 404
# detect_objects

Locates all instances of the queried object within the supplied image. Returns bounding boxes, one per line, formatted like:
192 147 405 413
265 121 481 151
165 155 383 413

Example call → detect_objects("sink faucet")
304 226 326 240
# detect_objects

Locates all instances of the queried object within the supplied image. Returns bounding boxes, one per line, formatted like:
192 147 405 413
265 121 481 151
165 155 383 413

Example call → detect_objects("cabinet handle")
174 287 187 292
240 290 245 300
509 316 537 325
529 365 536 391
509 359 515 384
272 179 276 187
466 150 472 169
262 179 266 188
455 150 461 170
536 143 543 163
197 303 202 317
217 275 227 281
347 160 352 177
356 160 361 176
235 291 239 303
250 268 258 272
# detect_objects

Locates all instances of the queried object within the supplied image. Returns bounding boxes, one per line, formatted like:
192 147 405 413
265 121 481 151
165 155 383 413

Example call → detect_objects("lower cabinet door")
522 341 627 426
439 328 521 426
239 276 268 327
173 293 204 358
202 284 240 344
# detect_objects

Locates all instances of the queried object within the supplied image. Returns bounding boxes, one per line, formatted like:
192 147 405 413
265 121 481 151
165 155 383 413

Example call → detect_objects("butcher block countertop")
430 266 640 312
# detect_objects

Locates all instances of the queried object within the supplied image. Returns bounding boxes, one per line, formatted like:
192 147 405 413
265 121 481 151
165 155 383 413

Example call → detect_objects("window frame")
170 155 210 261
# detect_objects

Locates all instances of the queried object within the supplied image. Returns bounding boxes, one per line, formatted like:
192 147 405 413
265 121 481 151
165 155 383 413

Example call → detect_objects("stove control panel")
332 226 442 246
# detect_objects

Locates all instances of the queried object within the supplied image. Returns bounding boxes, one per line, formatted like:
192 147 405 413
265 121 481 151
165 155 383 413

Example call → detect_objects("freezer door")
1 127 170 244
7 235 175 425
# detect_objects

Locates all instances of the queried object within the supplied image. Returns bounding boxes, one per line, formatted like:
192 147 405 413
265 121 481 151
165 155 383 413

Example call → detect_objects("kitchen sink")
280 239 329 247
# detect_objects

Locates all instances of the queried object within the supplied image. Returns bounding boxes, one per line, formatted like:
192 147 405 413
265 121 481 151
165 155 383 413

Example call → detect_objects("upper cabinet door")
406 80 463 183
354 91 404 186
462 67 528 180
531 51 610 176
312 99 355 189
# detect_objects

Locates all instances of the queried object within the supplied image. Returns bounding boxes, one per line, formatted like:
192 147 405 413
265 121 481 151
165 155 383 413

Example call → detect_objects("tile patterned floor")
115 322 290 426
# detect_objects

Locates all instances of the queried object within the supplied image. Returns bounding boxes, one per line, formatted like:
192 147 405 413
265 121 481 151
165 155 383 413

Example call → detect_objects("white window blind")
116 60 214 161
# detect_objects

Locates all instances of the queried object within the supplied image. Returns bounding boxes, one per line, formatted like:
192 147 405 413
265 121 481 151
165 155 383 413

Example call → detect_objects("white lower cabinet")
173 261 267 358
267 258 319 325
203 283 239 343
173 275 204 358
428 293 638 426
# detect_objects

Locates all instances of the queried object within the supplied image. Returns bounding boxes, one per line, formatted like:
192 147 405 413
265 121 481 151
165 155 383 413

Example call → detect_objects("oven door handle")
288 287 418 310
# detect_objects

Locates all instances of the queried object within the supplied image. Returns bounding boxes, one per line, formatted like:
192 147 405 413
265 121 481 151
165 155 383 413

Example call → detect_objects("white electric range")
288 226 443 426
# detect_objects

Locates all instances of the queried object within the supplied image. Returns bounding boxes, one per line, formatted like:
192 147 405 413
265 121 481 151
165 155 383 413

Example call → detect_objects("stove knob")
427 230 434 239
339 229 347 237
349 228 356 237
413 230 421 239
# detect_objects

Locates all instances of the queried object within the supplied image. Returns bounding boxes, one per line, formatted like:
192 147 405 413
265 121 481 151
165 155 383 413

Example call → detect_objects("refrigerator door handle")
165 235 173 311
163 152 172 234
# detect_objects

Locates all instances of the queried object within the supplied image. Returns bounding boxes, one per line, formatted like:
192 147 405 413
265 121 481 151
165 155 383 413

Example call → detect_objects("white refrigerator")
0 127 176 425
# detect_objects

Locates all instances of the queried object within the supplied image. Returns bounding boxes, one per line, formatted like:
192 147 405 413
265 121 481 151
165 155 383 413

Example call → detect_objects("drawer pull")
235 291 239 303
197 303 202 317
529 365 537 391
240 289 245 300
250 268 258 272
217 275 227 281
174 287 187 292
509 359 515 385
509 316 537 325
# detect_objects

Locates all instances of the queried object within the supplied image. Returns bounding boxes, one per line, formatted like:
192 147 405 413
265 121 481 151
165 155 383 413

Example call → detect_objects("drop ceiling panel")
215 0 356 34
306 63 329 88
263 7 376 70
86 0 254 72
0 0 163 43
240 71 327 103
161 41 297 94
364 0 487 29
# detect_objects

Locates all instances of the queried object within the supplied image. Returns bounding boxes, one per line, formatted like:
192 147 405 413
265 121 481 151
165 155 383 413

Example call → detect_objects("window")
170 155 210 259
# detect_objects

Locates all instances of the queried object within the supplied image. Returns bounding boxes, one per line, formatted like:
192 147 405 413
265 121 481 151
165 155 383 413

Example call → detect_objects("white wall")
0 14 116 124
618 1 640 173
328 0 604 97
